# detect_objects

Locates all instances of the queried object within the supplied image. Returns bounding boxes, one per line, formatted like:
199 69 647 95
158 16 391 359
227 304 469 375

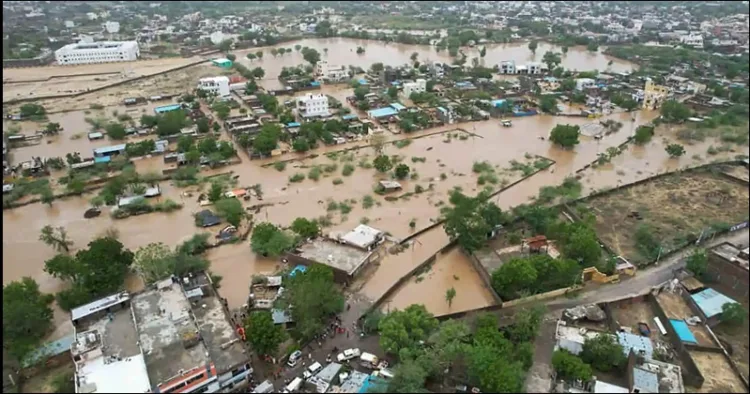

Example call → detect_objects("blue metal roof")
287 122 301 128
310 81 321 87
22 335 75 368
358 78 369 85
437 107 448 114
342 114 359 120
367 107 398 118
390 103 406 111
492 99 507 107
93 144 126 156
669 319 698 344
94 155 111 164
691 288 738 318
154 104 183 114
617 332 653 359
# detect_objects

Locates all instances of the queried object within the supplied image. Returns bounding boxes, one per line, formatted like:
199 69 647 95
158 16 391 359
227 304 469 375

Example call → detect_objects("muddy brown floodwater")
237 38 635 78
382 246 496 317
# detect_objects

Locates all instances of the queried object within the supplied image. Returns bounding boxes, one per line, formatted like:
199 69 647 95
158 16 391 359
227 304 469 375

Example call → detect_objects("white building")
103 21 120 34
64 20 75 28
296 94 330 118
197 76 231 97
575 78 596 91
680 33 704 49
55 41 139 65
316 61 348 83
499 60 516 74
403 79 427 98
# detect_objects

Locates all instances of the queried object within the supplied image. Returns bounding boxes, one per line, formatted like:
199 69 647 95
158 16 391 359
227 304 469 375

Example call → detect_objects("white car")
336 348 361 362
287 350 302 368
303 361 322 379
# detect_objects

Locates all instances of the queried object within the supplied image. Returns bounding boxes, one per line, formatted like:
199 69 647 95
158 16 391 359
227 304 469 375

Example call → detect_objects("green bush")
289 173 305 183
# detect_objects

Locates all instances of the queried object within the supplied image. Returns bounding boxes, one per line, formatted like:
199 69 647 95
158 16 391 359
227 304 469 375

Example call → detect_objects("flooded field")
382 246 496 316
236 38 635 75
2 56 204 103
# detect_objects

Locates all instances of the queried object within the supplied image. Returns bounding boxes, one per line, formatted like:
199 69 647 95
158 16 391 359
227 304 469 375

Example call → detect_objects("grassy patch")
362 195 375 209
342 163 355 176
394 139 412 148
289 173 305 183
411 156 427 163
332 178 344 185
274 162 287 171
308 166 322 181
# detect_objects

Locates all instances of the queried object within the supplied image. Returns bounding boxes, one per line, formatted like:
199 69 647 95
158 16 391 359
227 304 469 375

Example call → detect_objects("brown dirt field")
580 169 750 264
723 166 750 183
688 350 748 393
2 56 206 105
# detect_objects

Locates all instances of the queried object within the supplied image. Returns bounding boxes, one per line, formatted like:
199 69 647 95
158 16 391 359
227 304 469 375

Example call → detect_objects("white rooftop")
76 353 151 393
71 291 130 322
340 225 384 250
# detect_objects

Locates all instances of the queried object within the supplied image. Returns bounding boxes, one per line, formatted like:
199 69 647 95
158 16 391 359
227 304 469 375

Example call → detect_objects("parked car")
337 348 361 362
287 350 302 368
282 377 303 393
359 352 379 369
303 361 322 379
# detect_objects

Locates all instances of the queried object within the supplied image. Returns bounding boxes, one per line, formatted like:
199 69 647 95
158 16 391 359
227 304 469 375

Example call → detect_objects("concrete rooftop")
297 239 372 275
131 280 211 387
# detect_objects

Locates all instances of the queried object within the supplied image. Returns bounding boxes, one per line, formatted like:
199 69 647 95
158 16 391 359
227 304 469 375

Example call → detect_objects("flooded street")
237 38 634 75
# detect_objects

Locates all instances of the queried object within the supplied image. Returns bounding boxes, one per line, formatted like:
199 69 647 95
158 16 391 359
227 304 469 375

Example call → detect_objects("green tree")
442 190 507 253
277 265 344 341
251 222 295 257
140 114 159 128
445 287 456 308
586 41 599 52
215 198 245 227
354 86 369 101
253 123 281 156
301 47 321 65
245 311 286 356
379 304 439 355
549 124 580 148
39 225 73 253
105 122 127 140
686 249 708 278
208 182 224 202
217 39 233 52
291 217 320 239
385 360 429 393
560 223 601 266
506 306 545 343
251 67 265 79
3 278 55 361
44 122 61 135
177 135 194 153
388 86 399 99
542 51 561 70
634 125 654 145
528 40 538 53
479 46 487 58
721 303 747 326
134 243 176 283
356 46 365 54
552 350 593 381
40 187 55 206
660 100 691 123
245 79 258 94
256 50 263 59
394 164 410 180
491 258 538 300
156 110 187 136
410 52 419 62
196 117 210 134
295 44 302 52
539 95 558 114
292 137 310 153
373 155 393 173
226 53 236 61
665 143 686 158
580 334 626 372
45 237 134 310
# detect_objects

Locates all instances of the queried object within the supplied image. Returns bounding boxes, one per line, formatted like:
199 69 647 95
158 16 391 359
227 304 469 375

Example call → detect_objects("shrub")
274 162 287 171
289 173 305 183
342 163 355 176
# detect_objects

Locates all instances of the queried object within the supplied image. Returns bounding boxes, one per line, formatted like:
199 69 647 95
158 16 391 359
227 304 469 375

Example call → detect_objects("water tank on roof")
88 333 97 344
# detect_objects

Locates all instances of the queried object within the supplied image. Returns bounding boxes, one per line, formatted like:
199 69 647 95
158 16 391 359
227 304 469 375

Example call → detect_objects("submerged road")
523 228 750 393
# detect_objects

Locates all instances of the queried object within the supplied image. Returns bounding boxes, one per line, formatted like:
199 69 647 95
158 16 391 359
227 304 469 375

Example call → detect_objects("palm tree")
39 225 73 253
446 287 456 308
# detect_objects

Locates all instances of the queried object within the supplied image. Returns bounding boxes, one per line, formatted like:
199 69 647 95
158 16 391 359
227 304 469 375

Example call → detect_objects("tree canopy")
379 304 439 355
442 190 508 253
665 143 686 158
133 242 209 284
290 217 320 239
3 278 55 361
244 311 286 356
44 237 134 310
278 264 344 341
549 124 580 148
491 254 581 300
250 222 295 257
214 198 245 227
580 334 626 372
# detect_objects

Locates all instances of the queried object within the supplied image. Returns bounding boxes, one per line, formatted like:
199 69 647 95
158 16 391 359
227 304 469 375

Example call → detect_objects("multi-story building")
70 272 252 394
679 33 704 49
296 94 330 118
642 79 670 109
499 60 516 74
55 41 139 65
197 76 231 97
315 61 348 83
403 79 426 98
